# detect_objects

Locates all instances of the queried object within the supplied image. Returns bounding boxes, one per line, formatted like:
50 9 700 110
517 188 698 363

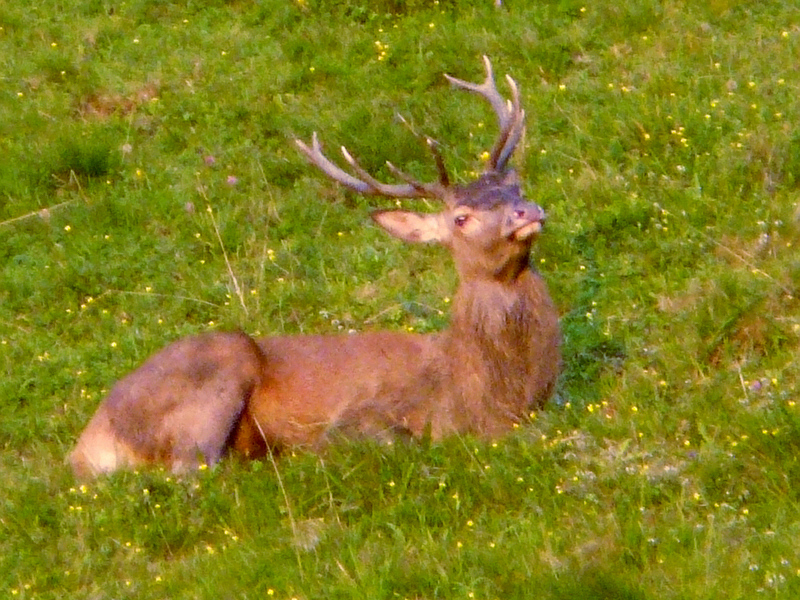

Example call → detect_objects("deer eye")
454 214 469 227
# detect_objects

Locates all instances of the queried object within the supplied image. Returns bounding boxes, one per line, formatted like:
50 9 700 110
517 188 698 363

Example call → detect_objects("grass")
2 0 800 597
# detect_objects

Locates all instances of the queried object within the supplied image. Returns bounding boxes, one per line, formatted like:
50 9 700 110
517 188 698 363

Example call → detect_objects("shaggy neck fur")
443 268 559 436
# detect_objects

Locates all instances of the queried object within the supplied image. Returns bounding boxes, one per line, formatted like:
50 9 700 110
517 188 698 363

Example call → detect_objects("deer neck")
440 266 557 434
449 266 540 339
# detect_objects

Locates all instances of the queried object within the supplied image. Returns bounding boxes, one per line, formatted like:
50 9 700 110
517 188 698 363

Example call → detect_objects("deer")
68 56 561 479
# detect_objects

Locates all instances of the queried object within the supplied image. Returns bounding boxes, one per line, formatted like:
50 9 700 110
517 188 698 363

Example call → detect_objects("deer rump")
69 57 561 479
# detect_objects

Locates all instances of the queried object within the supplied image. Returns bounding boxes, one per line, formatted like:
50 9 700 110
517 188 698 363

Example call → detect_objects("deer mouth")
513 220 543 241
504 203 546 241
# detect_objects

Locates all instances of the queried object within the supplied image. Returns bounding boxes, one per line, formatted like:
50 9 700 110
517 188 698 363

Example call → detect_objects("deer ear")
371 210 450 244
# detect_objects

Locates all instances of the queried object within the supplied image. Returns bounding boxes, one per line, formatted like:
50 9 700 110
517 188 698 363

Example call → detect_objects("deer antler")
444 55 525 173
295 56 524 197
294 133 449 200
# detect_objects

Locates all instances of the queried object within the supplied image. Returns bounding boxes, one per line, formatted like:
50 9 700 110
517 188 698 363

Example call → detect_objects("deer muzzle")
504 202 546 241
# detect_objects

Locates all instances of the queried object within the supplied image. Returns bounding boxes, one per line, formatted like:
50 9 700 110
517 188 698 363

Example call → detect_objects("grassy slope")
2 0 800 598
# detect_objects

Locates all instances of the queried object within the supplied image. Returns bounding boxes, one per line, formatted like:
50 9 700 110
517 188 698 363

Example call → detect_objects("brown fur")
69 176 560 478
68 58 561 478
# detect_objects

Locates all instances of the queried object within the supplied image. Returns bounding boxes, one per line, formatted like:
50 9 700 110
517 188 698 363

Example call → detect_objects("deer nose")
514 203 546 223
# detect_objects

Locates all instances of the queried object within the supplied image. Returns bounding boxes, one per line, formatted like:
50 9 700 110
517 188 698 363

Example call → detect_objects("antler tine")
339 147 411 195
444 55 526 173
492 75 526 172
295 133 375 195
444 55 511 129
395 114 450 188
385 155 449 197
425 137 450 188
295 133 443 199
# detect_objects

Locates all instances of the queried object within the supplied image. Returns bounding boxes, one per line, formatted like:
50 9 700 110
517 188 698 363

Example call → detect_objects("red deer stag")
69 56 561 479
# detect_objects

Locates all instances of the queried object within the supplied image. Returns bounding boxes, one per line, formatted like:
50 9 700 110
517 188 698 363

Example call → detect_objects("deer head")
295 56 545 283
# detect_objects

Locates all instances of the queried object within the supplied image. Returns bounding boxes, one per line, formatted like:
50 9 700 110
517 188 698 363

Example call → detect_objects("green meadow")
2 0 800 597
